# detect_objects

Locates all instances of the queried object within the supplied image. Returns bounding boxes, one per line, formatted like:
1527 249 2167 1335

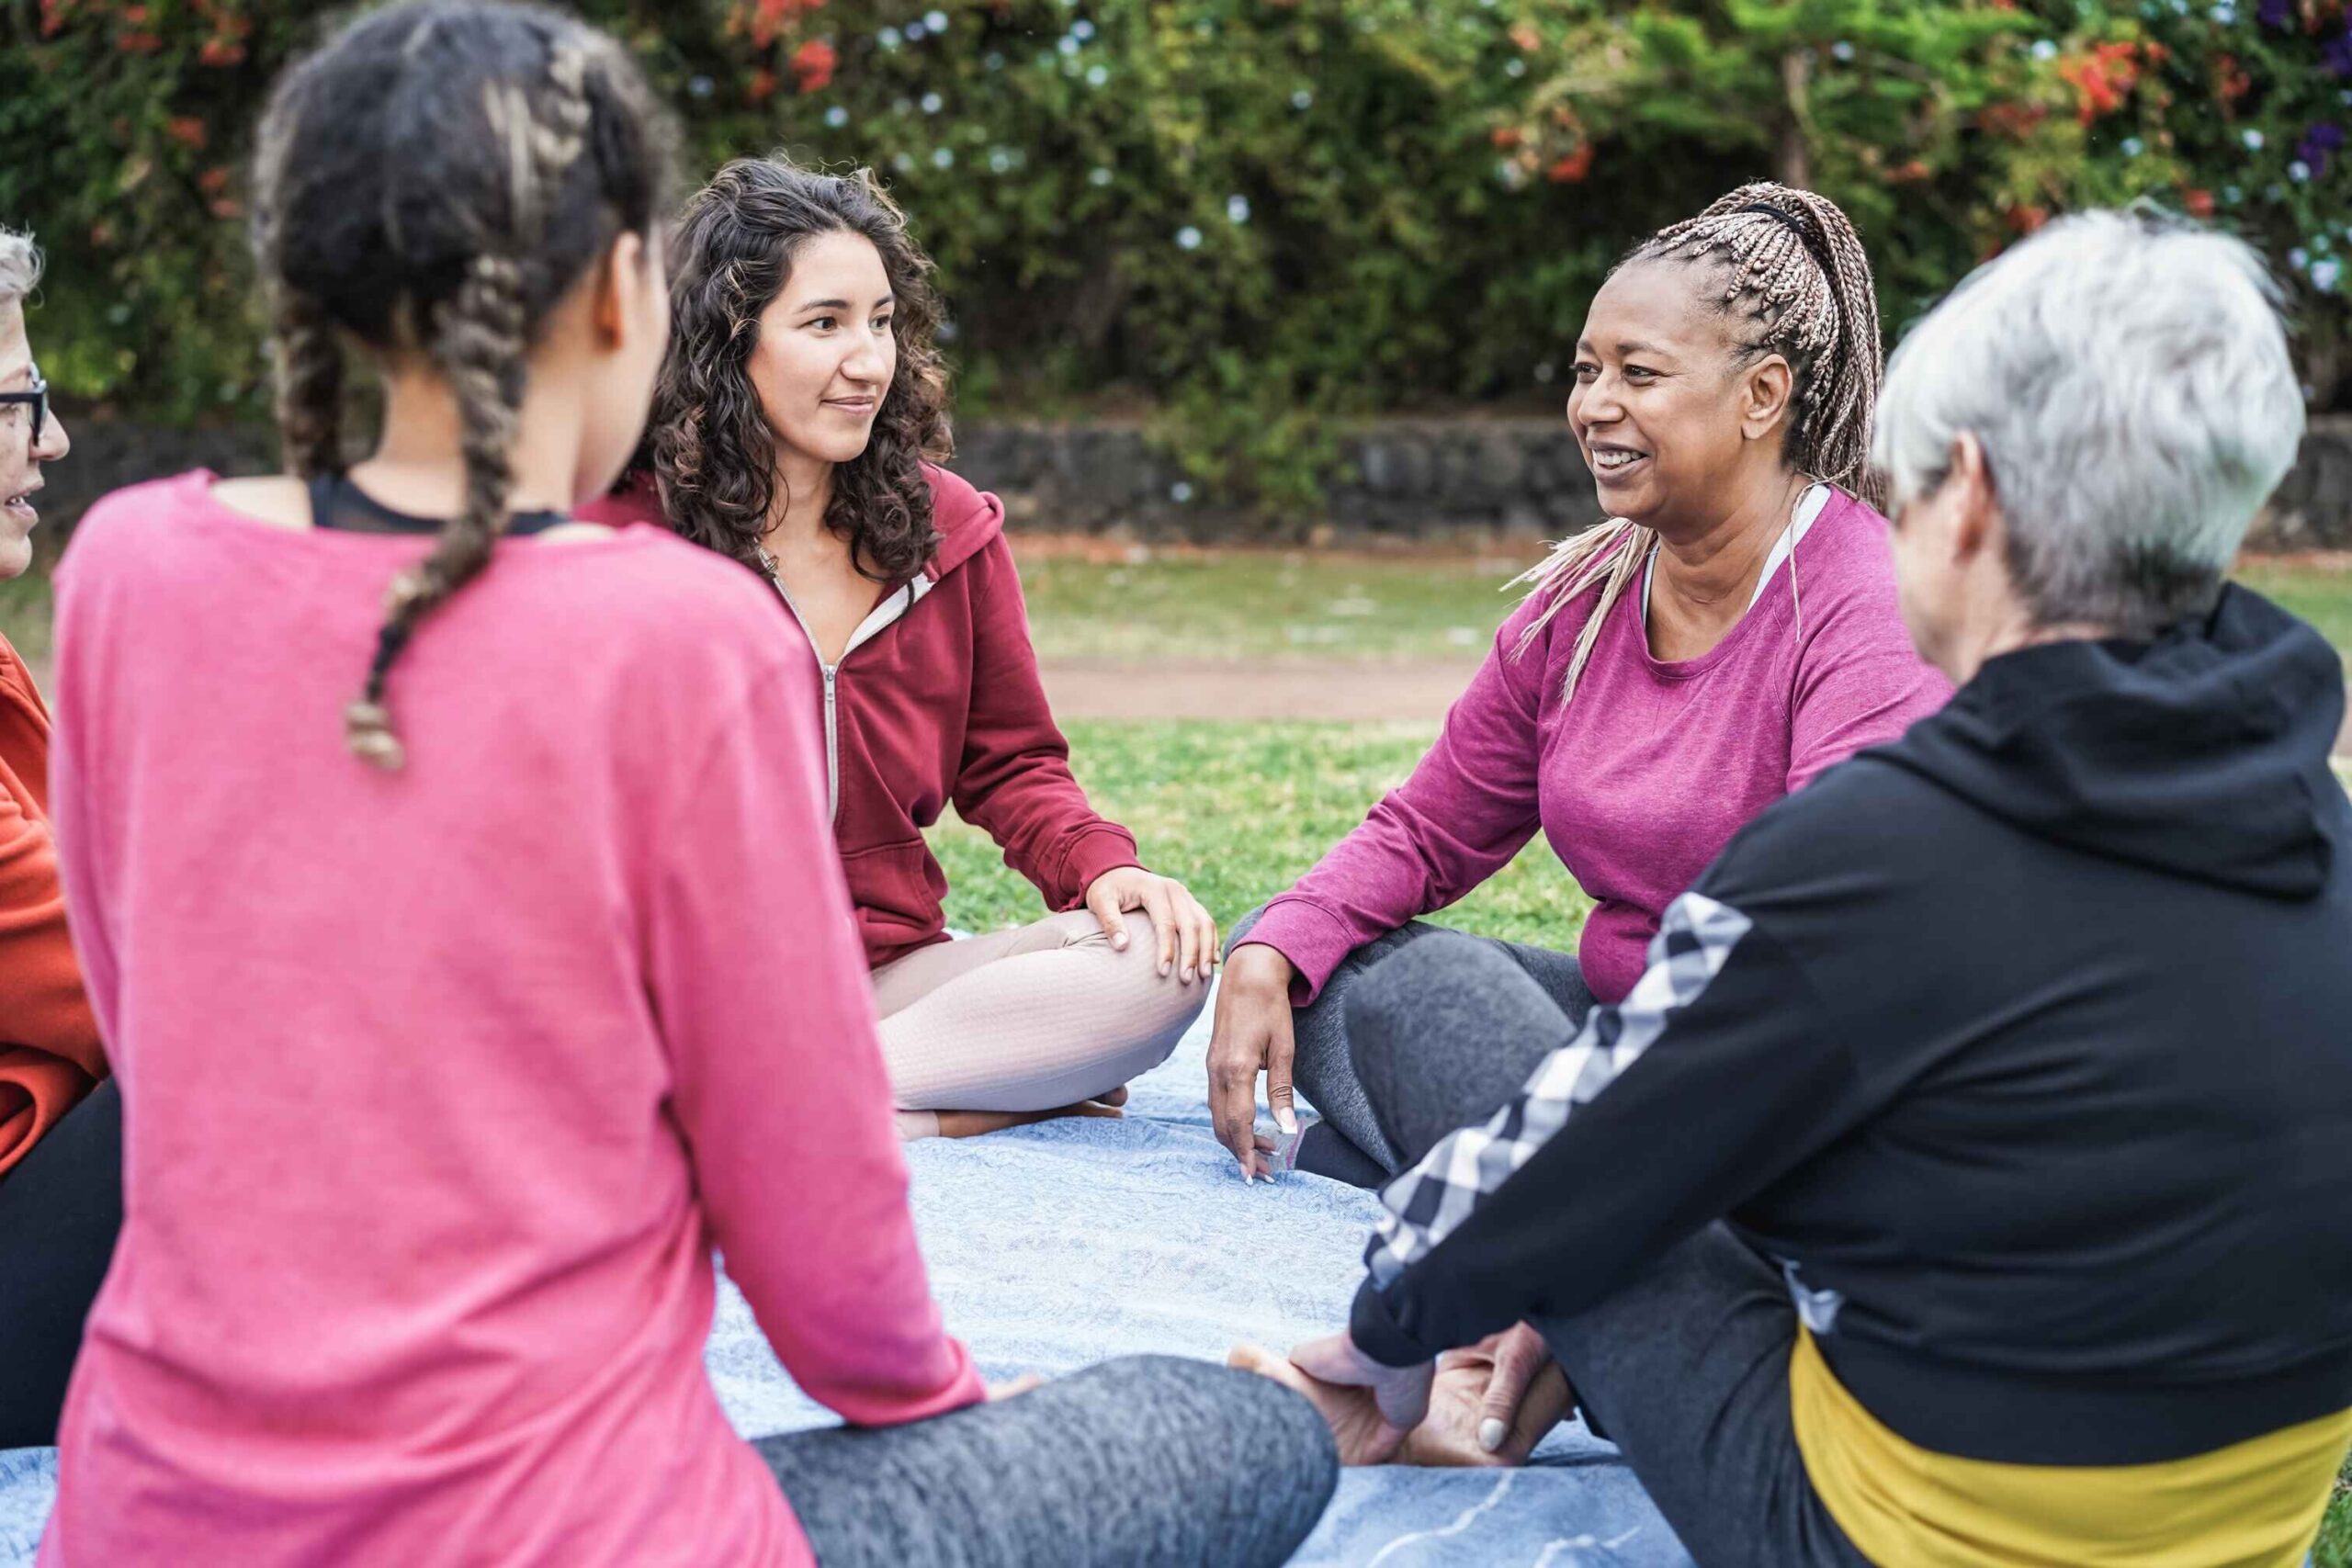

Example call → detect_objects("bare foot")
1396 1345 1574 1468
1226 1344 1408 1465
908 1092 1130 1142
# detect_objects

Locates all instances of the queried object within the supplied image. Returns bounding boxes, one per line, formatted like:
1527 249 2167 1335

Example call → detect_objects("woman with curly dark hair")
587 158 1216 1141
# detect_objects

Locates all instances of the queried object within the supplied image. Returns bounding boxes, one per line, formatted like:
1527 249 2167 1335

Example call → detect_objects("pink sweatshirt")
40 472 983 1568
1243 491 1951 1005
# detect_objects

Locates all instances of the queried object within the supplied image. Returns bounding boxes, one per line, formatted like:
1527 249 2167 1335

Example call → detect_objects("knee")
1342 930 1500 1065
1106 910 1211 1010
1067 1356 1338 1552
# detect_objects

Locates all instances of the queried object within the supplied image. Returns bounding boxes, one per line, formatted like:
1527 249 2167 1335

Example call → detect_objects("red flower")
2183 186 2214 218
1974 101 2045 139
165 117 208 149
1545 144 1594 183
1889 158 1932 184
1490 126 1522 149
199 165 231 194
748 67 778 104
199 36 246 67
2005 202 2049 234
209 197 243 220
115 29 164 53
791 38 837 93
2215 53 2253 103
1509 21 1541 51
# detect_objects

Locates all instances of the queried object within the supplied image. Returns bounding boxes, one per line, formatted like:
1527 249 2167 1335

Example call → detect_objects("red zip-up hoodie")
584 465 1140 969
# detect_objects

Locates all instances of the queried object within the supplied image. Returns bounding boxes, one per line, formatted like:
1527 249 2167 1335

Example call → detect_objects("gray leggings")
1347 931 1871 1568
1228 908 1595 1185
755 1355 1338 1567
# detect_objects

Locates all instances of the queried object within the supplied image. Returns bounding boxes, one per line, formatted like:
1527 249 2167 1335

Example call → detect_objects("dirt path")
1044 656 2352 760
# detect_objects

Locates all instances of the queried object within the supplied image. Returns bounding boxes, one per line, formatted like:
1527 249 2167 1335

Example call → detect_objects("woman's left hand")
1084 868 1219 984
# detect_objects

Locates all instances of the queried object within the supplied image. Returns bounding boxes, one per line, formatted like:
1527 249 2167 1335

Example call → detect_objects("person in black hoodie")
1229 209 2352 1568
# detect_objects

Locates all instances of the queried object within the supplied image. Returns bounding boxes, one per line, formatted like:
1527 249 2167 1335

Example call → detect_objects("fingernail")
1183 966 1196 983
1276 1108 1298 1134
1478 1418 1507 1453
1113 932 1128 949
1161 963 1173 977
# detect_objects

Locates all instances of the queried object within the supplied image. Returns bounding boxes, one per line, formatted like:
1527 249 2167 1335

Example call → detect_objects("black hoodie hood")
1883 585 2348 897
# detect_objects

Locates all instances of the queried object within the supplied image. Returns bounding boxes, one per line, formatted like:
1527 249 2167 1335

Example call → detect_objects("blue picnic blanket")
0 996 1688 1566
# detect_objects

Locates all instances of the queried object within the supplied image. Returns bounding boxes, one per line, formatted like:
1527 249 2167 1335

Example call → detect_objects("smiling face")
1566 258 1791 532
748 229 897 470
0 299 70 581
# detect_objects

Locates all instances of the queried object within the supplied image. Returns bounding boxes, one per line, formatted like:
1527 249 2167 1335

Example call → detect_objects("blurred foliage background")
3 0 2347 506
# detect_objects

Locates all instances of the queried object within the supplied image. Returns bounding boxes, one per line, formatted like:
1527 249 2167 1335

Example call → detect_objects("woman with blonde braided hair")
1214 174 1947 1297
38 5 1335 1565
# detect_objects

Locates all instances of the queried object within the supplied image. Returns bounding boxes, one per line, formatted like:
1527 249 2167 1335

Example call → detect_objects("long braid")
344 39 596 769
1514 181 1883 702
253 90 345 479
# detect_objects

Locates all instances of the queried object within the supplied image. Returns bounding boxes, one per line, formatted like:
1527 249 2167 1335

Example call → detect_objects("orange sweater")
0 631 103 1177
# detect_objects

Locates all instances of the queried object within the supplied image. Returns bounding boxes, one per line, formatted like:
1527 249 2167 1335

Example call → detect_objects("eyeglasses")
0 366 48 452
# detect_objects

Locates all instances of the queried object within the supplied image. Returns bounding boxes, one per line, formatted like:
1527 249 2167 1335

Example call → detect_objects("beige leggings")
874 909 1206 1140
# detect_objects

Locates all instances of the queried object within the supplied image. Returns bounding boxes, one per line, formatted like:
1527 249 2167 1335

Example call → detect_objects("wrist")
1229 942 1295 988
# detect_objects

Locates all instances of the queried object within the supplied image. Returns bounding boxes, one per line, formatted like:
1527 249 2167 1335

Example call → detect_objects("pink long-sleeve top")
1242 491 1951 1006
40 471 982 1568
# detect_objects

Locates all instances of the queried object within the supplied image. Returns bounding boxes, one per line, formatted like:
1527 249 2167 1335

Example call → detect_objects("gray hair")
1871 209 2303 637
0 229 40 309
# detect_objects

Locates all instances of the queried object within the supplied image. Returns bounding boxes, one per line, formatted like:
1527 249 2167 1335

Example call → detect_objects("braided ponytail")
1641 182 1884 508
248 4 666 770
343 40 594 769
1514 181 1884 702
252 93 345 479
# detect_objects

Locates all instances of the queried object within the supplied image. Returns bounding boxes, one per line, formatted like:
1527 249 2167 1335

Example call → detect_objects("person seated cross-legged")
1209 182 1950 1189
1232 211 2352 1568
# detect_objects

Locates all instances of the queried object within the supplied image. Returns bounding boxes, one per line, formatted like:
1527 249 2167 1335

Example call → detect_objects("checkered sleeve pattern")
1363 891 1755 1289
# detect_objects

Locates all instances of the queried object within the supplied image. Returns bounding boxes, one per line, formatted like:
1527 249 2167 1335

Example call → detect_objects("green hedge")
4 0 2346 506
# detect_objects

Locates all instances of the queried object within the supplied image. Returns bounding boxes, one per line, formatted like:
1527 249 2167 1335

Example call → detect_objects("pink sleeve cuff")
1236 898 1363 1006
826 1337 987 1428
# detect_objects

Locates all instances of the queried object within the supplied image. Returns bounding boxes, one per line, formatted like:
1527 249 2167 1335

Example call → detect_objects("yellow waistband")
1787 1328 2352 1568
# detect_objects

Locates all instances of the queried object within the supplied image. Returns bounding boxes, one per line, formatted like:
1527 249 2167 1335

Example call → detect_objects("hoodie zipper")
772 577 932 822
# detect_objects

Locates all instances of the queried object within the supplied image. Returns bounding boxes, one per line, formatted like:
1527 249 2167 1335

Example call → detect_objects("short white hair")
1872 209 2303 635
0 229 40 310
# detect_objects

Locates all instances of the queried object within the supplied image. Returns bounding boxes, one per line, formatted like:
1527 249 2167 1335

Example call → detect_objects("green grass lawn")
933 719 1591 949
1015 545 1539 663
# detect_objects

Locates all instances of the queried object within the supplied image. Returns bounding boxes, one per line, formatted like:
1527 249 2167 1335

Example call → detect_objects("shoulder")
922 463 1008 578
1794 491 1901 599
1497 529 1635 656
1786 493 1921 649
572 470 669 530
1697 751 1957 924
545 531 817 751
557 526 789 651
64 470 220 553
0 633 33 706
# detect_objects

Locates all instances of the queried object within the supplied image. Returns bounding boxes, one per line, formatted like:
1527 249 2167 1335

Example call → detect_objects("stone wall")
36 412 2352 551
